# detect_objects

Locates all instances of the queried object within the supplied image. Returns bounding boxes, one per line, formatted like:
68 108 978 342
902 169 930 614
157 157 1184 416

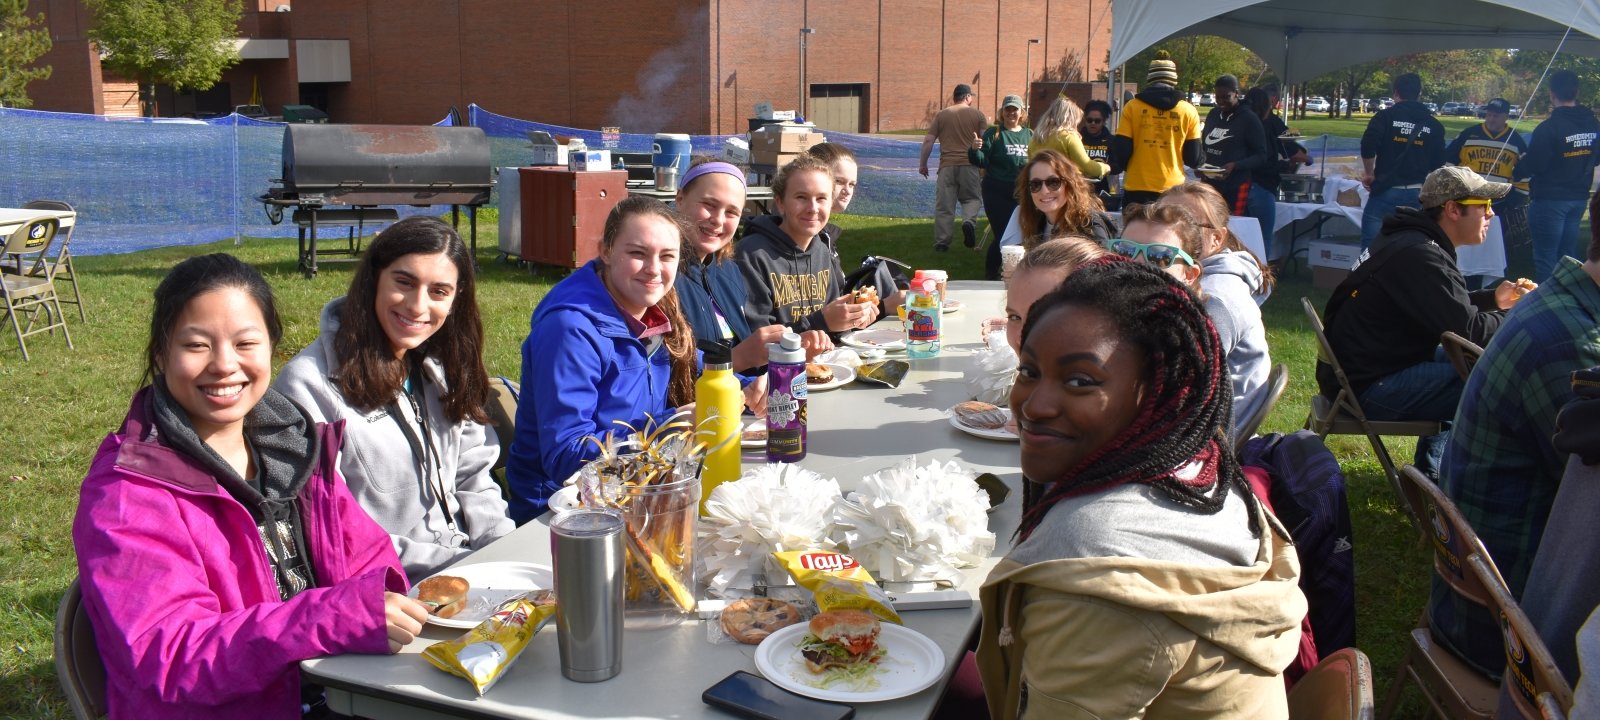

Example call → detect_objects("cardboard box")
753 102 796 121
722 137 751 165
527 131 568 167
568 148 612 172
749 122 825 156
748 150 800 168
1308 239 1361 270
1336 187 1362 208
1313 265 1350 290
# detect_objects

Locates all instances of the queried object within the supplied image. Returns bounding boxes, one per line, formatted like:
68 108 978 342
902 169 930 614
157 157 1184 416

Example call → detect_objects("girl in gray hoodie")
276 217 513 582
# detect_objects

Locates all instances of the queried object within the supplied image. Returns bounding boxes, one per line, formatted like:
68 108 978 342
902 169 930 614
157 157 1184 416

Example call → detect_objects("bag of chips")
422 590 558 695
773 550 903 625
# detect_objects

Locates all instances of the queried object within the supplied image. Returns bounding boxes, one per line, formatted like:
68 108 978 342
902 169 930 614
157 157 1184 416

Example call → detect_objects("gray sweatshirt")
275 298 514 581
1200 250 1273 438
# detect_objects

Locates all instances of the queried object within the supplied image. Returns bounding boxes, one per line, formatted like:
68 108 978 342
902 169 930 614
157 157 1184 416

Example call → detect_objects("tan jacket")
976 487 1305 720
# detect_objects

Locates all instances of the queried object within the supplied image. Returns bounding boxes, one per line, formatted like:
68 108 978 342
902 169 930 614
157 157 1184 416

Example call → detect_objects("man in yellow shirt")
1111 50 1203 206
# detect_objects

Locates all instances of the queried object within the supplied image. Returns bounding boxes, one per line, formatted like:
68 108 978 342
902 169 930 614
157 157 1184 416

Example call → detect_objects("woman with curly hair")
976 258 1304 720
999 150 1117 250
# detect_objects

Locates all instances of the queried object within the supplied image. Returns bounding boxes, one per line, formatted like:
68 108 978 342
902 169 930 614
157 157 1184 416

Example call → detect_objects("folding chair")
483 376 521 499
54 579 108 720
1301 297 1441 528
20 200 85 321
1287 647 1376 720
1441 331 1484 382
1378 465 1500 720
1470 553 1575 720
1235 363 1290 456
1538 692 1568 720
1 217 73 361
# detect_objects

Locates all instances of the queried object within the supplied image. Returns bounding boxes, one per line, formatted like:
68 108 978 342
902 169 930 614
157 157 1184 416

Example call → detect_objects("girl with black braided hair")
974 259 1305 720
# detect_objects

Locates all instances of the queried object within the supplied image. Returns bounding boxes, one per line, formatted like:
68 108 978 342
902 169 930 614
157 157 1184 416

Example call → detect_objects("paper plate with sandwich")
754 609 945 702
411 561 554 629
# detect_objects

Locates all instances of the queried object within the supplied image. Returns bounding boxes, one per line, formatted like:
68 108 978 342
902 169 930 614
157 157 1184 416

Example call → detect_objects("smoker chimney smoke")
606 8 708 134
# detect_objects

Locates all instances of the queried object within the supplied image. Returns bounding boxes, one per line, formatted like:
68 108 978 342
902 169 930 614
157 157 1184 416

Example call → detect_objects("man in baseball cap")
1317 165 1523 479
1443 97 1529 287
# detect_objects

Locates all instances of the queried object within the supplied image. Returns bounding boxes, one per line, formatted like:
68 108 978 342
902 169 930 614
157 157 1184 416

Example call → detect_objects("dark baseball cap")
1482 98 1511 114
954 84 973 100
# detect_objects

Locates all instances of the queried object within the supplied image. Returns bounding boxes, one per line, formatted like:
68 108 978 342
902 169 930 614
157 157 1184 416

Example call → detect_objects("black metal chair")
54 579 108 720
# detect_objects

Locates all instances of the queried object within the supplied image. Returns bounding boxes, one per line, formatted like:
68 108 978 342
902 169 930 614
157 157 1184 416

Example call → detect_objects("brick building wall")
15 0 1110 132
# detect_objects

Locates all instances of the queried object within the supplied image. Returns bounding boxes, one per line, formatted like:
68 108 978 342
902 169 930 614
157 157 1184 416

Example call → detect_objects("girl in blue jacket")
504 197 699 523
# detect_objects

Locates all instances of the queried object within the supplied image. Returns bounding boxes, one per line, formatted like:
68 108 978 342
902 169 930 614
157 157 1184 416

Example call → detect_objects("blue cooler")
652 133 692 191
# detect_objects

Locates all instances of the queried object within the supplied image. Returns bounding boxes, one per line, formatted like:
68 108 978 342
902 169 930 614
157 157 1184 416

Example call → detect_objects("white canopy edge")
1111 0 1600 86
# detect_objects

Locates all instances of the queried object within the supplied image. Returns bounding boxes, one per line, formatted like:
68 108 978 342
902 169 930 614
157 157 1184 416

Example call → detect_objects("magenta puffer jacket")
72 389 407 720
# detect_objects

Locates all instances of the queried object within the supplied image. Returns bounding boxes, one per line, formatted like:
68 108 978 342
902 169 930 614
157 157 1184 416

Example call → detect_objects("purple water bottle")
765 332 807 463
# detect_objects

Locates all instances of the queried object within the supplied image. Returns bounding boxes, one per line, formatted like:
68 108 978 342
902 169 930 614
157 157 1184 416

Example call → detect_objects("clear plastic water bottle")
905 277 941 359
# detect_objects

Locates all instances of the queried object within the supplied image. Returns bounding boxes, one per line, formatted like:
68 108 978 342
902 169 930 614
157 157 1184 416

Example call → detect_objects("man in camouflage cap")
1317 165 1526 478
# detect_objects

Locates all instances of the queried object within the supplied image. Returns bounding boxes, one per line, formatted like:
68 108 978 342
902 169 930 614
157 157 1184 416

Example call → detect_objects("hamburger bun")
802 610 883 672
417 575 469 617
806 363 835 384
851 286 880 306
954 401 1010 430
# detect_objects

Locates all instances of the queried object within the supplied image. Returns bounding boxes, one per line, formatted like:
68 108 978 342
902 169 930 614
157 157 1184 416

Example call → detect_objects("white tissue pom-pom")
965 333 1018 405
696 463 844 596
832 457 996 583
813 347 864 369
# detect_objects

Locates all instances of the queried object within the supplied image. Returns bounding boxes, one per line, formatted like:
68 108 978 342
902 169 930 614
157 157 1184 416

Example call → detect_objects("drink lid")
917 278 937 293
768 332 805 364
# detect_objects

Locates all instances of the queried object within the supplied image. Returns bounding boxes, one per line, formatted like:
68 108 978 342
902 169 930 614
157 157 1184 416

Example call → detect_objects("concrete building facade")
21 0 1112 133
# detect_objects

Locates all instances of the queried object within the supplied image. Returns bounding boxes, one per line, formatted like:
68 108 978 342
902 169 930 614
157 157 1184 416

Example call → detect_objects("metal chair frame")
1378 466 1501 720
1470 553 1575 719
1 217 73 361
1440 331 1484 383
1300 297 1441 529
18 200 85 321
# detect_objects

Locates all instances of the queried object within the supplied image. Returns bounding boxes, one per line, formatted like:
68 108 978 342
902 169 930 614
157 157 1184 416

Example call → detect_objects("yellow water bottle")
695 340 742 514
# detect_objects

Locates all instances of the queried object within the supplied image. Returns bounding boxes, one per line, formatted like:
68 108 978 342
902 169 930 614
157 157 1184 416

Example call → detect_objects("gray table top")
301 280 1021 720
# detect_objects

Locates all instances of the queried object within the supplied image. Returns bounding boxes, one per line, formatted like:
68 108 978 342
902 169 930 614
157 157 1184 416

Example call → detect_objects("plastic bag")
422 590 558 696
965 333 1017 405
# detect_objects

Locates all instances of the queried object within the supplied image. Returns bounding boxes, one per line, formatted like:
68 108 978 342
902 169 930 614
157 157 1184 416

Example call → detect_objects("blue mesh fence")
0 107 451 255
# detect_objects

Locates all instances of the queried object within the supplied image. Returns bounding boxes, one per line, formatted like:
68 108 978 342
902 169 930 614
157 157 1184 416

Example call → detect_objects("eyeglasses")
1083 116 1105 124
1106 238 1197 269
1027 176 1064 193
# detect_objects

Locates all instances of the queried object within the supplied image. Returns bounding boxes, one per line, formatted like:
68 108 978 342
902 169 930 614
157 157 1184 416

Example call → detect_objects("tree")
85 0 242 117
1125 36 1260 99
1506 51 1600 112
0 0 52 108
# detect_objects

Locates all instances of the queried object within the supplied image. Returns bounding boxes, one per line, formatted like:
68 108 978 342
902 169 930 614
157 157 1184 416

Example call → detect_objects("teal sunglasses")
1105 238 1196 269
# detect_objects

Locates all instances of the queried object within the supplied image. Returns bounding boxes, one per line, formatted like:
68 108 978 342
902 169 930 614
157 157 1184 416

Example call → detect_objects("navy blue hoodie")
1516 105 1600 201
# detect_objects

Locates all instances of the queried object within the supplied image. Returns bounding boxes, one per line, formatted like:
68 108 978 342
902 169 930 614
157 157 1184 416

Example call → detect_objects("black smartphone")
702 670 855 720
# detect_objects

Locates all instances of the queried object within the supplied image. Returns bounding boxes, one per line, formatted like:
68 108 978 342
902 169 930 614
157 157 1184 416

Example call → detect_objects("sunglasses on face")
1106 238 1197 269
1028 176 1064 193
1084 116 1105 124
1454 197 1492 207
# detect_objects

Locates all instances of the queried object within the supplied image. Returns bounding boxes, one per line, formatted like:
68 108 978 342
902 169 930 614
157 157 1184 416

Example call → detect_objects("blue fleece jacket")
504 261 672 523
678 254 753 347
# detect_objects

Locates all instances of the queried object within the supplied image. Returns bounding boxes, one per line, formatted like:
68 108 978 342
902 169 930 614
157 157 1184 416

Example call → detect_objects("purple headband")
679 161 747 192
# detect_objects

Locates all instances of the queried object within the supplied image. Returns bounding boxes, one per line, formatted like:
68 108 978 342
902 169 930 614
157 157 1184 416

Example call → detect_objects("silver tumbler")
550 508 625 682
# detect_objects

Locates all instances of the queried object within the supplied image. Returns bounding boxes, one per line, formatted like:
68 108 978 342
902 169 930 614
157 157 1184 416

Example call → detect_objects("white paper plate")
807 363 855 392
754 623 946 703
840 328 907 352
411 561 553 629
948 412 1018 442
942 299 963 314
1196 165 1227 176
741 418 768 449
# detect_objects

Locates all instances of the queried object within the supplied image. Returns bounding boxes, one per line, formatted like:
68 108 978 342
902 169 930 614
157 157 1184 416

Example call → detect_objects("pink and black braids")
1014 258 1268 542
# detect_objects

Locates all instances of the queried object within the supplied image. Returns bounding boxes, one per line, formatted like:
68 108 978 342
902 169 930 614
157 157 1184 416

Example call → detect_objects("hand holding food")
1495 278 1538 309
851 286 880 307
384 591 430 653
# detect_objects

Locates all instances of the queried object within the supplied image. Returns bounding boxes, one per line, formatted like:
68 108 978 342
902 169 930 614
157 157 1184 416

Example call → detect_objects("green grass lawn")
1 214 1441 717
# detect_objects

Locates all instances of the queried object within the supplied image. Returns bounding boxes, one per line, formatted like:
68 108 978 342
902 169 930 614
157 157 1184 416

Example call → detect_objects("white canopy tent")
1110 0 1600 86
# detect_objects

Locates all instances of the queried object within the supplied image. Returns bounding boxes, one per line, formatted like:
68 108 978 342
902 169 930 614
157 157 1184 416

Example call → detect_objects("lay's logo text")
798 552 859 572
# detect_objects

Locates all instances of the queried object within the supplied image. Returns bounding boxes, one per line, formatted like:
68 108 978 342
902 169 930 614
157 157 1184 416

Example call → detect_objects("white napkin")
813 347 864 369
831 458 996 583
698 463 844 597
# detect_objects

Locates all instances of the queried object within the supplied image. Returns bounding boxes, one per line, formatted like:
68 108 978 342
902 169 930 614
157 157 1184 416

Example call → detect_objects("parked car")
1378 98 1395 110
1199 93 1216 106
1305 96 1330 113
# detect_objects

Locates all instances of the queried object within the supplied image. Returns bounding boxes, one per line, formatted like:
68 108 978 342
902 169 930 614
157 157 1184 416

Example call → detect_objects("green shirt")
968 125 1034 185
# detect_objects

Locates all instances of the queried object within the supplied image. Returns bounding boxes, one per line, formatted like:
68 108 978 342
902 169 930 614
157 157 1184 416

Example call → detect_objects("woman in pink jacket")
72 253 429 720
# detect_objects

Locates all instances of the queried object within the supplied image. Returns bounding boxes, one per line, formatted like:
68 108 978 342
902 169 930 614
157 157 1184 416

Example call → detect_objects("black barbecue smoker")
260 124 493 277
